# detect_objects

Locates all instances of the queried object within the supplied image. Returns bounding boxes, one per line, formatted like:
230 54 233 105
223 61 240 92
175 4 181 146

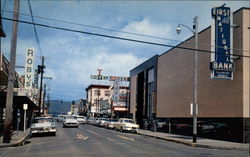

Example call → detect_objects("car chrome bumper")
31 129 56 134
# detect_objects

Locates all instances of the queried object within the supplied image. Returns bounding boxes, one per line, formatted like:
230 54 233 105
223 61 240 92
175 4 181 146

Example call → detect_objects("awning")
0 92 39 110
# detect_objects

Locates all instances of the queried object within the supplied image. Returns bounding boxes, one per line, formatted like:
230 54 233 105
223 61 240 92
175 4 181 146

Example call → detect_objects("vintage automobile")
62 116 79 128
30 117 57 136
115 118 139 133
96 118 108 127
76 116 87 124
105 119 118 129
57 115 65 122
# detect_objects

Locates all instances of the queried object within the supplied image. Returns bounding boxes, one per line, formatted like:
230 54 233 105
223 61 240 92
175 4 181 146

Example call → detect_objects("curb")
0 131 31 148
137 132 249 151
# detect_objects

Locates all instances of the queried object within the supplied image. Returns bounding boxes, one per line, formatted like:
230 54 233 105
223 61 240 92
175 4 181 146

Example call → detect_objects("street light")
176 16 199 143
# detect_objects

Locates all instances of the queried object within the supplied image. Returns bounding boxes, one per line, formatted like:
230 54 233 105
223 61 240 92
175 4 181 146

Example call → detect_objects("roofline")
130 55 159 72
233 7 250 15
159 26 211 57
160 7 249 57
85 84 110 91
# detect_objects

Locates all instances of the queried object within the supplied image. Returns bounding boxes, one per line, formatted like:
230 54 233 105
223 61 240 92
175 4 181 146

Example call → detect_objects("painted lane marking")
76 134 89 140
107 138 115 142
86 129 101 137
117 135 135 142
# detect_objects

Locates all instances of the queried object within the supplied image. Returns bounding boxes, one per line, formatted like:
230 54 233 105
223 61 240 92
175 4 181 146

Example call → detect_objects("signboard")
25 48 35 89
210 6 234 80
90 75 109 80
34 69 39 88
112 80 120 102
109 76 130 82
23 104 28 110
113 107 128 111
90 75 130 81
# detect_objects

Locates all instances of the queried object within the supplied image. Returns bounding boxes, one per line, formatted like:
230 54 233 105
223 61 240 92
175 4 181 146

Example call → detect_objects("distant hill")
48 100 72 116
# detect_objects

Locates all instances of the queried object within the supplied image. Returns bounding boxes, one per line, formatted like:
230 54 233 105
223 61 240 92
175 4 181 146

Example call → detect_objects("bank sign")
210 6 234 80
25 48 35 89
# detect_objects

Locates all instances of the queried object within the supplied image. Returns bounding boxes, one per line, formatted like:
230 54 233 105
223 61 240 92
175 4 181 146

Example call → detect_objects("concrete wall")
130 75 137 121
157 8 249 118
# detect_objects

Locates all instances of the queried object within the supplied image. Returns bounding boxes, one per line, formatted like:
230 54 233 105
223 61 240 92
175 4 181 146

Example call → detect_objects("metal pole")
42 84 46 115
193 16 198 143
3 0 20 143
23 109 26 131
38 56 44 116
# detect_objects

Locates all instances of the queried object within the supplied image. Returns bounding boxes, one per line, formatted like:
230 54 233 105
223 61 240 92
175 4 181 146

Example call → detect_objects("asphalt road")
0 123 248 157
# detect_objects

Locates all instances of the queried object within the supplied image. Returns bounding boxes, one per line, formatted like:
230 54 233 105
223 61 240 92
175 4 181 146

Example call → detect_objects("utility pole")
42 84 46 115
3 0 20 143
192 16 199 143
38 56 45 116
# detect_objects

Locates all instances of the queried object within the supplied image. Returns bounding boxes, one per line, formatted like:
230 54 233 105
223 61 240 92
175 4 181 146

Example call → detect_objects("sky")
1 0 249 101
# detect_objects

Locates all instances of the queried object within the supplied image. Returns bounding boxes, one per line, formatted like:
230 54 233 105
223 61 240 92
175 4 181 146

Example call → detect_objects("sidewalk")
138 129 250 151
0 128 31 148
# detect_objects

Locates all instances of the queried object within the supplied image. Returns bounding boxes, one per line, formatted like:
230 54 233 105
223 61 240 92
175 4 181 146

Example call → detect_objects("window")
105 91 110 96
94 90 100 96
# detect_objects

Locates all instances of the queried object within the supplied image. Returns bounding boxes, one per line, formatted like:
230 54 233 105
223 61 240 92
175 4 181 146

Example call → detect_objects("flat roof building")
129 7 250 143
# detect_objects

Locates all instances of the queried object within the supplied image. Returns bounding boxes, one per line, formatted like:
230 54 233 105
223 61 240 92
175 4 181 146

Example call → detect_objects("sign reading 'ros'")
25 48 35 89
210 6 234 80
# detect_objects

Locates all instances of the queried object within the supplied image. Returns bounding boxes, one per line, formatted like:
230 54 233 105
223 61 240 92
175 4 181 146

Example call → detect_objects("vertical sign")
25 48 34 89
210 6 234 80
112 80 120 107
34 69 38 88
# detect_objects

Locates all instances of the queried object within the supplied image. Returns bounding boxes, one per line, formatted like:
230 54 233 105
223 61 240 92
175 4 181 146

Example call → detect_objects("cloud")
122 18 171 39
31 34 147 100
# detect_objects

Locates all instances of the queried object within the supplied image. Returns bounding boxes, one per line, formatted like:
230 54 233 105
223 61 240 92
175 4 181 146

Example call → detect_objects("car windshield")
33 118 53 123
65 116 75 119
123 120 134 123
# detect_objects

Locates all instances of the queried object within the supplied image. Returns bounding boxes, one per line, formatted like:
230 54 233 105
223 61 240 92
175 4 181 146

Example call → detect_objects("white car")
30 117 57 136
62 116 79 128
76 116 87 124
115 118 139 133
57 115 65 122
105 119 118 129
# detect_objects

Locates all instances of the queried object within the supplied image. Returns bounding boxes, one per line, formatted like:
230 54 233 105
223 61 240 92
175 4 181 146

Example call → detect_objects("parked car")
57 115 65 122
62 116 79 128
86 117 96 125
105 119 118 129
30 117 57 136
115 118 139 133
96 118 108 127
76 116 87 124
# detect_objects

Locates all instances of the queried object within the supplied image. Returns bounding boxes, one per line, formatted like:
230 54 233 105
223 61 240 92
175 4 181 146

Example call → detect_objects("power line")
3 9 249 53
2 17 250 58
3 9 176 41
27 0 43 56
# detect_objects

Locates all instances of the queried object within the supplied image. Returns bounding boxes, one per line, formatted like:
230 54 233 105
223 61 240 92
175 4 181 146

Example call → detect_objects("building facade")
0 53 39 133
129 8 250 143
130 55 158 128
86 84 129 118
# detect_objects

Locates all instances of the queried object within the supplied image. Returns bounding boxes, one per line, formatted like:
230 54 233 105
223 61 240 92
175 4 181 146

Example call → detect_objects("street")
0 123 248 157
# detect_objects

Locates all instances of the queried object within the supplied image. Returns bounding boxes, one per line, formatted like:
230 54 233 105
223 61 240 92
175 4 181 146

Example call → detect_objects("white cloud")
122 18 171 38
30 35 147 100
